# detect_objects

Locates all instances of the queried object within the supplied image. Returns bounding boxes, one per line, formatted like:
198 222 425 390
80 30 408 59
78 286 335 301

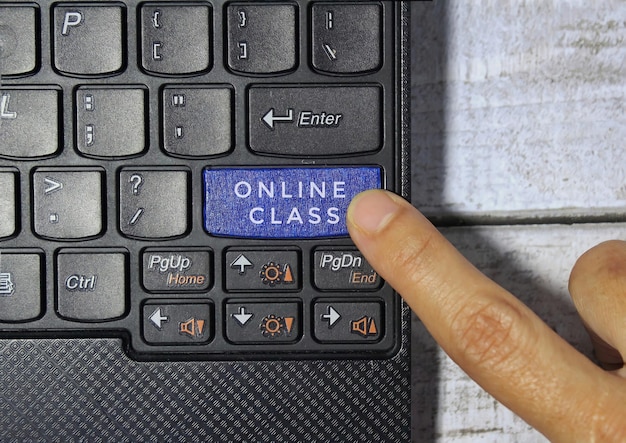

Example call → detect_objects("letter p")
62 11 83 36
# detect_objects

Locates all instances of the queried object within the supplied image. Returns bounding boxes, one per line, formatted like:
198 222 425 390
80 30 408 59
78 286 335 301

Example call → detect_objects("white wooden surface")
410 1 626 441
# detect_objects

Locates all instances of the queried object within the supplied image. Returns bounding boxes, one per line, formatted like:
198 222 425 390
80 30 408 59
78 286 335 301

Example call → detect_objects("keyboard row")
0 247 384 347
2 2 382 77
0 166 382 240
0 84 381 159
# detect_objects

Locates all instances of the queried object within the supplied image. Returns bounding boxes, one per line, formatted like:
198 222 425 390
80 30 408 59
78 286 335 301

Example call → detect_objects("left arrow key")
149 307 169 329
143 302 213 345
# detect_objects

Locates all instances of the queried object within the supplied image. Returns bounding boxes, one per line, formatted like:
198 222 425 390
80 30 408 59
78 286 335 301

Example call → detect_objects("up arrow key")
230 254 253 274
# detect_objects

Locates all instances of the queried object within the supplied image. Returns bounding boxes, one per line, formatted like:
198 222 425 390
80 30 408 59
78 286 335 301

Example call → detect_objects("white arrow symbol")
231 254 253 274
44 177 63 195
262 108 294 130
149 308 169 329
321 306 341 327
232 307 253 326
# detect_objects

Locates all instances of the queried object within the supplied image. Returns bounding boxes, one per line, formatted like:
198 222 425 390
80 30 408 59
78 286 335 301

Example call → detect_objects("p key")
53 3 125 76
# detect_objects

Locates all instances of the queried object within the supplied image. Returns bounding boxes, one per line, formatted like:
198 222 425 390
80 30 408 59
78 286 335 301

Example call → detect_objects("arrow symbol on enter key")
262 108 294 130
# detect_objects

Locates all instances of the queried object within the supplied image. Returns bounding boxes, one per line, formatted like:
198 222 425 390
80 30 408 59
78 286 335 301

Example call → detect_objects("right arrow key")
313 301 382 343
321 306 342 328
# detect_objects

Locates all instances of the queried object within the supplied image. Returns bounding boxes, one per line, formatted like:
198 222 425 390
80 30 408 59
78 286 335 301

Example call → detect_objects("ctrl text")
65 274 97 291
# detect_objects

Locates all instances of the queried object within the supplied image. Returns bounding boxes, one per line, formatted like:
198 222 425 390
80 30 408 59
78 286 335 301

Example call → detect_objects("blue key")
203 167 382 238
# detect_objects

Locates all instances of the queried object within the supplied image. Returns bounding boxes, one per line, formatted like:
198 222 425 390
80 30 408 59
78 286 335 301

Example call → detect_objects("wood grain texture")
411 0 626 222
410 1 626 441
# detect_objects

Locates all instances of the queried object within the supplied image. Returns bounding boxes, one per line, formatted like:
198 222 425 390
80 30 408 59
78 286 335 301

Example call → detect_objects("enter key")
248 85 382 156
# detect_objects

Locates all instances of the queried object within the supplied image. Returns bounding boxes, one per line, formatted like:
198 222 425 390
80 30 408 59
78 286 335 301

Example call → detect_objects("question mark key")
129 174 144 195
119 168 190 239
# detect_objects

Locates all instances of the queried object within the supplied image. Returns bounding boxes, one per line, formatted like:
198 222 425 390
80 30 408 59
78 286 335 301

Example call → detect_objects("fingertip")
347 189 405 236
568 240 626 368
570 240 626 286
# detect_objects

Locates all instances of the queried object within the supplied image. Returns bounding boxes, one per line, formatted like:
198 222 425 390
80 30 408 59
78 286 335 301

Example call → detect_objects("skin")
346 189 626 442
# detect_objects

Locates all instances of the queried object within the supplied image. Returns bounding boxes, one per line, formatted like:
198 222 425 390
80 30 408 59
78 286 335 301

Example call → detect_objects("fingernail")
348 190 401 234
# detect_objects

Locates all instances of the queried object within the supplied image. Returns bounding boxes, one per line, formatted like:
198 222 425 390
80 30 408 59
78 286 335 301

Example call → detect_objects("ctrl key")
56 249 128 322
0 250 44 322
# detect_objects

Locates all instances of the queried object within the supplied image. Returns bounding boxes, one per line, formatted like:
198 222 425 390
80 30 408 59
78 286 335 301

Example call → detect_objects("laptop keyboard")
0 1 406 359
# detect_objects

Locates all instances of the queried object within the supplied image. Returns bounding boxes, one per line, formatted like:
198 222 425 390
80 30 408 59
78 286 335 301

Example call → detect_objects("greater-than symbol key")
44 177 63 195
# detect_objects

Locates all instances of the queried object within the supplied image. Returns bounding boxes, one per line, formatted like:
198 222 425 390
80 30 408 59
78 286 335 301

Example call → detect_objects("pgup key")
148 254 192 273
143 250 212 293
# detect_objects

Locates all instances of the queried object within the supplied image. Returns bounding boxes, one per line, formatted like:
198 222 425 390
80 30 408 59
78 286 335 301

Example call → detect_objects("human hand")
347 189 626 442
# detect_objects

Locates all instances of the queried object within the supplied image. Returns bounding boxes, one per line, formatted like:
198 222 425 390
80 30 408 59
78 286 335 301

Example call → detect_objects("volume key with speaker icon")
313 301 382 343
142 302 213 345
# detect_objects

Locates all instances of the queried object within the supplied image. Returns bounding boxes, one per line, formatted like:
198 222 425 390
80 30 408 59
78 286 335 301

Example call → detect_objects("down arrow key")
232 307 254 326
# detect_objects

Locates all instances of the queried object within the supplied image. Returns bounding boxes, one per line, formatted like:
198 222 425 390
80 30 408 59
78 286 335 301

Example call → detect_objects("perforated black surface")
0 305 409 441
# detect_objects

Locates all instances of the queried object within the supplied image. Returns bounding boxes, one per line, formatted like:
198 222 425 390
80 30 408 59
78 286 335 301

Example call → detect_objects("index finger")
347 190 626 442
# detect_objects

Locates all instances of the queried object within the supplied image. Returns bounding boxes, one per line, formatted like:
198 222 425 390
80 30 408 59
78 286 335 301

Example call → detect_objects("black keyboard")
0 0 410 361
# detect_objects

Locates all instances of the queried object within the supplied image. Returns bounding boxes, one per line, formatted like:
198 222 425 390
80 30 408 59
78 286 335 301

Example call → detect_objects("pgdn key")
313 249 382 291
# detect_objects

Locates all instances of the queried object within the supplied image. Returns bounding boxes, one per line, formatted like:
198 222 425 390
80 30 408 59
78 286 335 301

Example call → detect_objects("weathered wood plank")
411 0 626 222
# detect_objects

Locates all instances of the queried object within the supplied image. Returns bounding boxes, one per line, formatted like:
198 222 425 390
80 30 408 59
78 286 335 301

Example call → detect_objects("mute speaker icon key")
143 302 213 345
